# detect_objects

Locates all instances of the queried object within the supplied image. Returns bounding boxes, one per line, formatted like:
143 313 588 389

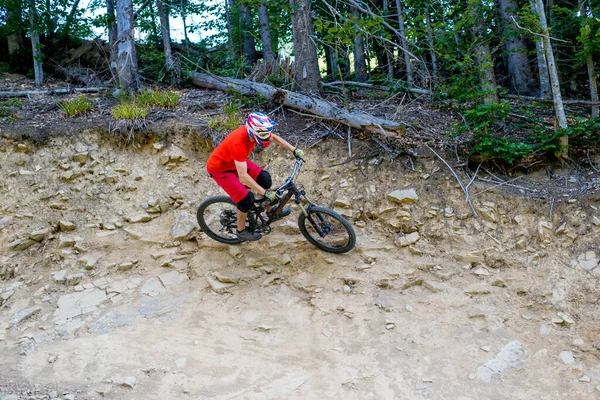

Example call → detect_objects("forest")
1 0 599 165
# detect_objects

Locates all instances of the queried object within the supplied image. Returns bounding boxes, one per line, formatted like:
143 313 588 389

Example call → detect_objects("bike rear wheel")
298 206 356 253
197 196 243 245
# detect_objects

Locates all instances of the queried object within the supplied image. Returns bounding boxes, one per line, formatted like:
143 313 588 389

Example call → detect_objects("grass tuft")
207 101 242 131
110 102 149 144
57 96 93 117
111 102 149 120
135 90 180 108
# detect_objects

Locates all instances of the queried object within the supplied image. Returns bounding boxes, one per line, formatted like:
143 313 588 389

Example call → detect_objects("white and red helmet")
246 111 277 148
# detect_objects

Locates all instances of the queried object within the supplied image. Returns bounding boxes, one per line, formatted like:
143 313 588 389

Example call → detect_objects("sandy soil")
0 86 599 399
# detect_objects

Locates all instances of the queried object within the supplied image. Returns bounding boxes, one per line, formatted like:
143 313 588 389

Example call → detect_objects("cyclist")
206 112 304 241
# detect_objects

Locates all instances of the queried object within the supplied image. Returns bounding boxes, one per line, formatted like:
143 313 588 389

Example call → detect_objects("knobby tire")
298 206 356 253
197 196 243 245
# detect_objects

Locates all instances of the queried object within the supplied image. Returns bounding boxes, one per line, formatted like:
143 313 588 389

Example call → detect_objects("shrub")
57 96 93 117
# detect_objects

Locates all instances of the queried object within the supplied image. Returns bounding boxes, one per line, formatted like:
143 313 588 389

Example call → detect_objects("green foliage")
111 102 149 120
0 99 23 108
455 101 600 164
456 102 536 164
136 46 181 85
57 96 93 117
0 98 23 123
207 100 242 131
135 90 180 108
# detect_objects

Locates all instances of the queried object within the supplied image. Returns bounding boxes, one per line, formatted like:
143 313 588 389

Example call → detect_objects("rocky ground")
0 84 600 400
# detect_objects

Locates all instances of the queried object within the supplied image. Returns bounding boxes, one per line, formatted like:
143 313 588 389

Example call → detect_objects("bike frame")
247 158 310 231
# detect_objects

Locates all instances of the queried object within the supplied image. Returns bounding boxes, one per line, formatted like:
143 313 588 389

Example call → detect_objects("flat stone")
333 197 351 208
559 351 575 365
114 375 136 388
79 288 107 309
29 228 50 241
206 275 235 293
106 280 130 294
65 273 84 286
118 262 134 271
52 270 67 283
128 213 152 223
8 238 35 250
124 228 143 239
140 277 166 296
228 246 241 257
78 254 102 270
58 235 81 248
577 251 597 271
387 189 418 204
477 340 524 382
395 231 420 247
59 220 77 231
473 267 491 276
422 281 445 293
213 272 240 284
158 270 186 287
175 357 187 368
11 306 41 325
171 212 197 241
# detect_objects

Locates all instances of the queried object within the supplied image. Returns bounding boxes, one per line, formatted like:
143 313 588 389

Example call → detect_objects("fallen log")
191 72 405 137
324 81 431 96
503 94 600 106
0 87 103 98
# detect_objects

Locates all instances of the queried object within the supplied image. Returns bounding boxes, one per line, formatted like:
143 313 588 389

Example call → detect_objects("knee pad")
236 192 255 213
256 170 272 190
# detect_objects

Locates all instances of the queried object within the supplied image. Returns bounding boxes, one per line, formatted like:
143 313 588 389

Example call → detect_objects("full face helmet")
246 111 277 148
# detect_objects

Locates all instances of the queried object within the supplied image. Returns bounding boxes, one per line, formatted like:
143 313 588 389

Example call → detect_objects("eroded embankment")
0 128 599 400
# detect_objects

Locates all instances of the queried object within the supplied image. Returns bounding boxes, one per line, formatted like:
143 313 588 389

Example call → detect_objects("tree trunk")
529 0 551 98
382 0 394 81
191 73 405 136
579 0 599 118
6 4 24 58
116 0 140 94
107 0 118 69
225 0 236 59
29 0 43 87
425 10 438 85
395 0 413 87
156 0 175 72
470 0 499 104
62 0 82 37
586 55 599 118
534 0 568 158
181 0 189 47
498 0 536 96
351 5 368 81
290 0 322 94
257 2 275 63
239 3 257 64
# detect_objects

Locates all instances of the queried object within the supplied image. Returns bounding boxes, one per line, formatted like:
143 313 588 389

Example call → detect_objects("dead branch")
426 144 479 218
0 87 103 98
503 94 600 106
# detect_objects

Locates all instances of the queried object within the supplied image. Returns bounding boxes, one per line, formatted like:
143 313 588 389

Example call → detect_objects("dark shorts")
207 159 264 204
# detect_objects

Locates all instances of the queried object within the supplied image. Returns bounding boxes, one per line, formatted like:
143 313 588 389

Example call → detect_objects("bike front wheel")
197 196 243 245
298 206 356 253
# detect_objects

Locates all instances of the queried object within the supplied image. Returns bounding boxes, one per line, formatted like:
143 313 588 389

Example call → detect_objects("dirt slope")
0 110 599 399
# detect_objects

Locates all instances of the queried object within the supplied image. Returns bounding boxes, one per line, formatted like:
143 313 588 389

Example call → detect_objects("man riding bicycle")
206 112 304 242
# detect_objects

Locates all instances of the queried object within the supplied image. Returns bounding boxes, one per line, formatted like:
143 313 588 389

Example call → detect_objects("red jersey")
206 126 256 173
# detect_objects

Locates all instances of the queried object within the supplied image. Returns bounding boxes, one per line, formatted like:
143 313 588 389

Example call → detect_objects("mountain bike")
197 157 356 253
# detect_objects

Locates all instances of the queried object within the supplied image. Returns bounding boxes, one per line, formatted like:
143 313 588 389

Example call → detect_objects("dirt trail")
0 127 599 400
